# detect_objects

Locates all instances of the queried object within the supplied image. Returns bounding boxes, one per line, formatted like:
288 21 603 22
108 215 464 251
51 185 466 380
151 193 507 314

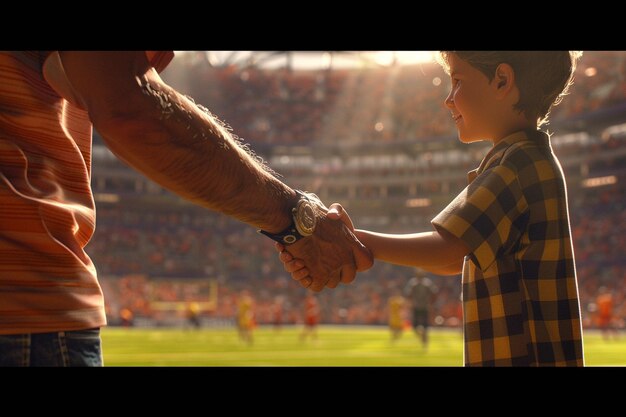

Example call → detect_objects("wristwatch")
258 190 320 245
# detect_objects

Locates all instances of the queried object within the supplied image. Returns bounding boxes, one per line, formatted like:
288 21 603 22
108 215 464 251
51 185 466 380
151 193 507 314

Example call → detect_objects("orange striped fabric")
0 51 173 334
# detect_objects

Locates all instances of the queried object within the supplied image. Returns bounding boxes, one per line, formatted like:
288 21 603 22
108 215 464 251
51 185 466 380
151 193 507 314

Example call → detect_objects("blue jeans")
0 328 103 367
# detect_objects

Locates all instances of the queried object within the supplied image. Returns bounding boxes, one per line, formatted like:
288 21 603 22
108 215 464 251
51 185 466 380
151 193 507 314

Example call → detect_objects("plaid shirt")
432 130 584 366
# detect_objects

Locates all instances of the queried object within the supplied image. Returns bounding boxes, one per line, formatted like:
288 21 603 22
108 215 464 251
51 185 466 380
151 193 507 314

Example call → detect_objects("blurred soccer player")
237 290 255 346
120 308 134 328
185 302 201 330
300 294 320 342
0 51 372 366
271 296 285 333
405 270 437 349
388 291 405 342
596 287 618 341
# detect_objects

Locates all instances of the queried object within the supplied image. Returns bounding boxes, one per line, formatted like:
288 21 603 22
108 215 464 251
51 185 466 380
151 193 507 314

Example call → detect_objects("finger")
298 276 312 289
309 275 328 293
352 242 374 272
353 242 374 272
291 268 310 282
309 280 326 292
326 267 342 289
284 259 306 273
275 242 286 253
339 262 357 284
341 226 374 272
279 250 294 264
327 203 355 231
326 203 342 220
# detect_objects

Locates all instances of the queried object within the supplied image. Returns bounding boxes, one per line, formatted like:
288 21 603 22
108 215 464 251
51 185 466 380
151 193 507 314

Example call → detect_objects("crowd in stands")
168 51 626 145
185 63 346 144
571 184 626 328
555 51 626 119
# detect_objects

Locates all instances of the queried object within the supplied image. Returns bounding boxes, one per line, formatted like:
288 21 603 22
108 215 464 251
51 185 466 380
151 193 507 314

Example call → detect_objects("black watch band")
257 190 316 246
258 222 306 245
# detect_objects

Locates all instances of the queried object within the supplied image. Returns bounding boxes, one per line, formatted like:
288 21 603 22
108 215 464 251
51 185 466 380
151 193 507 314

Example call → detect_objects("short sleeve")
43 51 175 110
432 163 527 271
145 51 175 73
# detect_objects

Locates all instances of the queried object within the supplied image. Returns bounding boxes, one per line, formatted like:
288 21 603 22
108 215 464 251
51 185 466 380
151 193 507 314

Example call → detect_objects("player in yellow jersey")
388 292 405 342
185 301 201 330
237 290 255 346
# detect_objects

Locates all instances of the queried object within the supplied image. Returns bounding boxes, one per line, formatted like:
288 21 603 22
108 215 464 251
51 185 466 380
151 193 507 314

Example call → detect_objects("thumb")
327 204 342 219
352 238 374 272
327 203 355 231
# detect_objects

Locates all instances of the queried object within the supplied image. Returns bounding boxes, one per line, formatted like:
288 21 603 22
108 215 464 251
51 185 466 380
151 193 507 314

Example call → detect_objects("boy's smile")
444 54 499 144
442 53 535 146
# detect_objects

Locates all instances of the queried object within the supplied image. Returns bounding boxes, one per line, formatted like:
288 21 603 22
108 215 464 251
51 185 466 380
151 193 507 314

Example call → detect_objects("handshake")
267 192 373 292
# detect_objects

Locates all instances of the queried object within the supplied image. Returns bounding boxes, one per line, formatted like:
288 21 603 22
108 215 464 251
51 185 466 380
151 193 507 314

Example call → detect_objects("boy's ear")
493 63 516 98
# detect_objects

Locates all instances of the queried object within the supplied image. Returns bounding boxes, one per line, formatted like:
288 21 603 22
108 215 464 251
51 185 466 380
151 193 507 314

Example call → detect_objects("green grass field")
101 326 625 366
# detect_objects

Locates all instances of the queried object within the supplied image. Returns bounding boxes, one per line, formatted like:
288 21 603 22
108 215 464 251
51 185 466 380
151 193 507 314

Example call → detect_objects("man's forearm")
94 68 296 233
58 51 373 288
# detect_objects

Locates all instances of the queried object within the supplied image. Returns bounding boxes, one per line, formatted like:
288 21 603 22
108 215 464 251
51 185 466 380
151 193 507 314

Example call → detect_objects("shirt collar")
467 129 549 183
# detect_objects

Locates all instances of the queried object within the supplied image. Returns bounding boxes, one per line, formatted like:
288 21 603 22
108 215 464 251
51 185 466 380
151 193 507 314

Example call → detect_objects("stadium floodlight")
581 175 617 188
602 122 626 142
94 193 120 203
406 198 431 208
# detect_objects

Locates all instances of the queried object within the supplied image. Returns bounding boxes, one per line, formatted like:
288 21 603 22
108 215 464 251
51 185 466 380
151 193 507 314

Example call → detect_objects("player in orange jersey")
272 296 285 333
596 287 618 341
120 308 134 327
300 294 321 342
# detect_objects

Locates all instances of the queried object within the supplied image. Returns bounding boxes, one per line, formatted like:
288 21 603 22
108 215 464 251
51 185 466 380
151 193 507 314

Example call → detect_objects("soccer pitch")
101 326 625 366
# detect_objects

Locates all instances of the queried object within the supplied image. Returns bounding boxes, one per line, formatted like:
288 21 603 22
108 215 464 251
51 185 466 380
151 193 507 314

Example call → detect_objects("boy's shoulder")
500 135 565 199
498 133 563 182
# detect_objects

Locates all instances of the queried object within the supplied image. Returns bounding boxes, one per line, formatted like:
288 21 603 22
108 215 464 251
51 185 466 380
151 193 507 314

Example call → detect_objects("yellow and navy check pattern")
433 130 584 366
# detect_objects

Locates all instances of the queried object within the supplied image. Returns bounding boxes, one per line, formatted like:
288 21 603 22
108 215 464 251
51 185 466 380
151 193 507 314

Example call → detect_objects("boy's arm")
279 228 466 277
354 228 467 276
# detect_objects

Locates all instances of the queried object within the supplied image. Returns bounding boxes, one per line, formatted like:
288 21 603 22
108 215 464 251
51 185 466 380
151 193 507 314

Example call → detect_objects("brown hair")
437 51 582 127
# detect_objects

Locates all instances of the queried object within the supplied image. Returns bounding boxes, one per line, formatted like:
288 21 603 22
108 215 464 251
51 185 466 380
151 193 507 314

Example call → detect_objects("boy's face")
444 54 499 143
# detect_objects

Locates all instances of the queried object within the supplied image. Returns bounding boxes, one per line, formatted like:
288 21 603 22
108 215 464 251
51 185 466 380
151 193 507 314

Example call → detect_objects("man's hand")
276 203 372 292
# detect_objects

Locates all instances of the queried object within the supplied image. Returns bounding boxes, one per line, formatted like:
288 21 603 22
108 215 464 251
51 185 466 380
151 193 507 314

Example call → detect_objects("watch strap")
257 190 316 245
257 221 304 245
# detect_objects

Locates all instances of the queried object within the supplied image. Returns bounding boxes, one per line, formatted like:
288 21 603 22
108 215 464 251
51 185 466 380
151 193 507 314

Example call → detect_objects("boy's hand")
276 203 370 291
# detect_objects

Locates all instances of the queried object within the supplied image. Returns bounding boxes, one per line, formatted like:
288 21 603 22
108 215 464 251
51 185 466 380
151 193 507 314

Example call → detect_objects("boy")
279 51 584 366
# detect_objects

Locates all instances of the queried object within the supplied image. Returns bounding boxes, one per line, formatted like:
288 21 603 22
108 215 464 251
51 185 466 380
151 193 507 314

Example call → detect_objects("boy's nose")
444 93 454 109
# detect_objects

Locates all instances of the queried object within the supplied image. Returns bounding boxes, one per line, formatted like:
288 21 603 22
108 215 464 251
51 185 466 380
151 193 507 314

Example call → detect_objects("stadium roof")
177 51 435 71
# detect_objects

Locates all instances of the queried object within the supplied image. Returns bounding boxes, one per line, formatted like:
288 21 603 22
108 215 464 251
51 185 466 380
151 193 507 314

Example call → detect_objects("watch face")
295 199 317 236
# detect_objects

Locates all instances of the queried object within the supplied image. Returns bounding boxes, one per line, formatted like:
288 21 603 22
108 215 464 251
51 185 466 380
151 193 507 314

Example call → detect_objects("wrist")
261 189 299 234
258 190 322 245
